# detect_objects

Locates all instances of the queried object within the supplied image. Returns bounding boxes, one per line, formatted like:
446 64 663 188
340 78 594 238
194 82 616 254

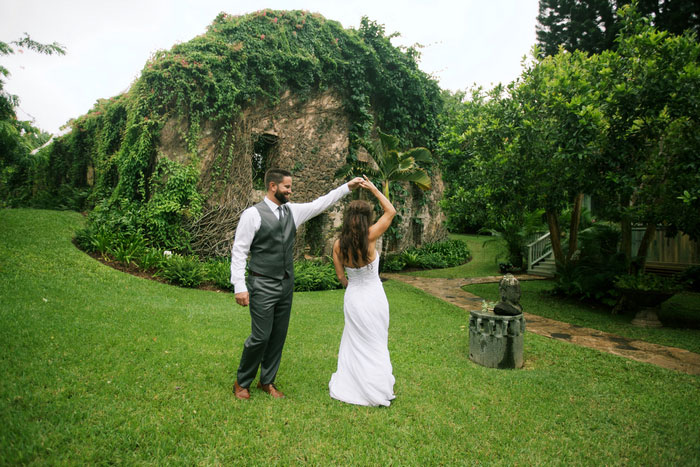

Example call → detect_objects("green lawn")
2 209 700 464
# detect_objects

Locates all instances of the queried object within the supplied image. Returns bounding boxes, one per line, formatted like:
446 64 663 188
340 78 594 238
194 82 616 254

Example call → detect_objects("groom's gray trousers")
236 273 294 388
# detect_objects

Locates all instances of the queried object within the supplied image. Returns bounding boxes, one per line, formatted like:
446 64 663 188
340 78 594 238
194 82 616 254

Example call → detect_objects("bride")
329 175 397 407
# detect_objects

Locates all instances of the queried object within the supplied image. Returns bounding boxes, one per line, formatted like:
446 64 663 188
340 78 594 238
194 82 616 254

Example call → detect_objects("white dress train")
329 254 395 406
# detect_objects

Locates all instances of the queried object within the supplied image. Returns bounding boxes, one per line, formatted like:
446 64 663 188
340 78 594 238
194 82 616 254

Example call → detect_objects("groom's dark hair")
264 168 292 190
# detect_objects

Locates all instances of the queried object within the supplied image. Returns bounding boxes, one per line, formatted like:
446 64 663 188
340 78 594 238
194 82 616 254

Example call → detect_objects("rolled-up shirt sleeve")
289 183 350 227
230 208 260 294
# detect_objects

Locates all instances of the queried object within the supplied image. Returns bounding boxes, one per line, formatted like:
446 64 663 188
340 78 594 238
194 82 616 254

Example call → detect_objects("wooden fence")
632 227 700 273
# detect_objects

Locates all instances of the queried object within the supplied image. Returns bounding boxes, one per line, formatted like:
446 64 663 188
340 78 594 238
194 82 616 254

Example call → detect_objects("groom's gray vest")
248 201 295 280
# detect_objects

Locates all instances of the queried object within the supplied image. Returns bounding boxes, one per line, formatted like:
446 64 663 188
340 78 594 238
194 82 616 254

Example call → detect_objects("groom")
231 168 363 399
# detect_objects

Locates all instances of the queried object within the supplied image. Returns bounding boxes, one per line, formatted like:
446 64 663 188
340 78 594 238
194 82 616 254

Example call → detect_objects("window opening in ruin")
252 133 279 190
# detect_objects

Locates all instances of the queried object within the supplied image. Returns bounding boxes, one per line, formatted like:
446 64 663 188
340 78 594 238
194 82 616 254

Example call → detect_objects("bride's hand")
360 175 379 193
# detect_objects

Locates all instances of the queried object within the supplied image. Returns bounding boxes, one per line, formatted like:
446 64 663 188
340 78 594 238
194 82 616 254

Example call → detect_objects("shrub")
418 239 471 266
157 254 205 288
380 253 406 272
414 252 449 269
204 257 235 292
383 239 471 272
294 259 341 292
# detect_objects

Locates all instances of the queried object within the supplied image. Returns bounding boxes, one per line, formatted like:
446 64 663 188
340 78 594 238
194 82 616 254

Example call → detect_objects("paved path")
382 273 700 376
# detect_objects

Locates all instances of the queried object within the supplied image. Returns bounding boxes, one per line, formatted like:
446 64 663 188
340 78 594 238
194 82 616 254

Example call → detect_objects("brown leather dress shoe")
233 381 250 400
257 381 285 398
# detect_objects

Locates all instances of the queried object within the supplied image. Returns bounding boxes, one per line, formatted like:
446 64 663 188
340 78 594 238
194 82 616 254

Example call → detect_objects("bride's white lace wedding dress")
329 254 395 406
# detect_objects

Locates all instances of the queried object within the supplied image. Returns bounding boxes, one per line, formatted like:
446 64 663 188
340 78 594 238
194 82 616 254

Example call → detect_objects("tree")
1 34 65 205
593 7 700 270
537 0 621 55
440 7 700 275
536 0 700 56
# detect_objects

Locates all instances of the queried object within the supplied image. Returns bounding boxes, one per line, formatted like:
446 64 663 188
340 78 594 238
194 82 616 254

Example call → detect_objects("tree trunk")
546 209 565 267
567 193 584 261
633 222 657 275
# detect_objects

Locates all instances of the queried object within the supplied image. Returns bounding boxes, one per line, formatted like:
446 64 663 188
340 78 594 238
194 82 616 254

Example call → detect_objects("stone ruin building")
159 88 447 258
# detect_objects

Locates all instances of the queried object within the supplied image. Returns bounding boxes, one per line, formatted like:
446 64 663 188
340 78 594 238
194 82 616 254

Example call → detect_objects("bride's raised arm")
361 175 396 243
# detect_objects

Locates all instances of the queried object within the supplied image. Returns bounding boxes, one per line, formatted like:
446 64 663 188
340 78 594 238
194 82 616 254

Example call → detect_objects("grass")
2 209 700 464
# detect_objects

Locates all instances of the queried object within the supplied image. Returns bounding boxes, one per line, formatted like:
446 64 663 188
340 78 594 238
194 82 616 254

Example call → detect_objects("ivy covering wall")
13 10 443 253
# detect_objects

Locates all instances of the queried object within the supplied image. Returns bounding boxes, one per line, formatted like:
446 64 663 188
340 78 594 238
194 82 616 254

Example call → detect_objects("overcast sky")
1 0 539 135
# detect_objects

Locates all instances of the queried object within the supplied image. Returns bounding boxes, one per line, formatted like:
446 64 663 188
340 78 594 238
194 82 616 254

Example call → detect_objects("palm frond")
403 147 432 164
389 169 432 190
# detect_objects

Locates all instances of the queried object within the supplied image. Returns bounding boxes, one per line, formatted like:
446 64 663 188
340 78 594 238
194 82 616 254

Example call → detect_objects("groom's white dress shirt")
230 183 351 294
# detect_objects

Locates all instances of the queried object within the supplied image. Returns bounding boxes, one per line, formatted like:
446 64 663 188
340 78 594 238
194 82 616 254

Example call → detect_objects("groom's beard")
274 188 289 205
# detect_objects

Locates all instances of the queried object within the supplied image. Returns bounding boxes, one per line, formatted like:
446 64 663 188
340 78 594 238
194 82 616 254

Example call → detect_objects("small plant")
87 225 115 257
157 254 205 288
136 247 165 271
109 234 146 266
401 251 422 268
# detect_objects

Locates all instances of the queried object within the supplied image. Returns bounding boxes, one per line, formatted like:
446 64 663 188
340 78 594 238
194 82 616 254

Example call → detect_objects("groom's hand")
235 292 249 307
347 177 363 190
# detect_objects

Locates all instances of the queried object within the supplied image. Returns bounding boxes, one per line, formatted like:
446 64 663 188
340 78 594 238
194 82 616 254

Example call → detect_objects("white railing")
527 232 552 269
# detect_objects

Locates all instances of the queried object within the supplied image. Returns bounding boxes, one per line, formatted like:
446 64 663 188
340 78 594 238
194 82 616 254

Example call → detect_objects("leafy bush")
380 239 471 272
157 254 205 288
204 257 234 292
414 252 449 269
294 259 341 292
417 239 471 266
380 253 406 272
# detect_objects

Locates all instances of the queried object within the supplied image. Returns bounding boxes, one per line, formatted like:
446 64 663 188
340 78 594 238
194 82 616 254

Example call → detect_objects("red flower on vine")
273 17 278 23
260 34 265 39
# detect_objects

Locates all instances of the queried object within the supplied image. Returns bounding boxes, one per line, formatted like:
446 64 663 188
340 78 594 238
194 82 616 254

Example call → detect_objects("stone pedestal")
630 307 664 328
469 309 525 369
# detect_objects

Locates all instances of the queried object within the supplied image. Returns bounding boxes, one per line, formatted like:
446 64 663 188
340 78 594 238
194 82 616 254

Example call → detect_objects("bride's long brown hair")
338 200 372 266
